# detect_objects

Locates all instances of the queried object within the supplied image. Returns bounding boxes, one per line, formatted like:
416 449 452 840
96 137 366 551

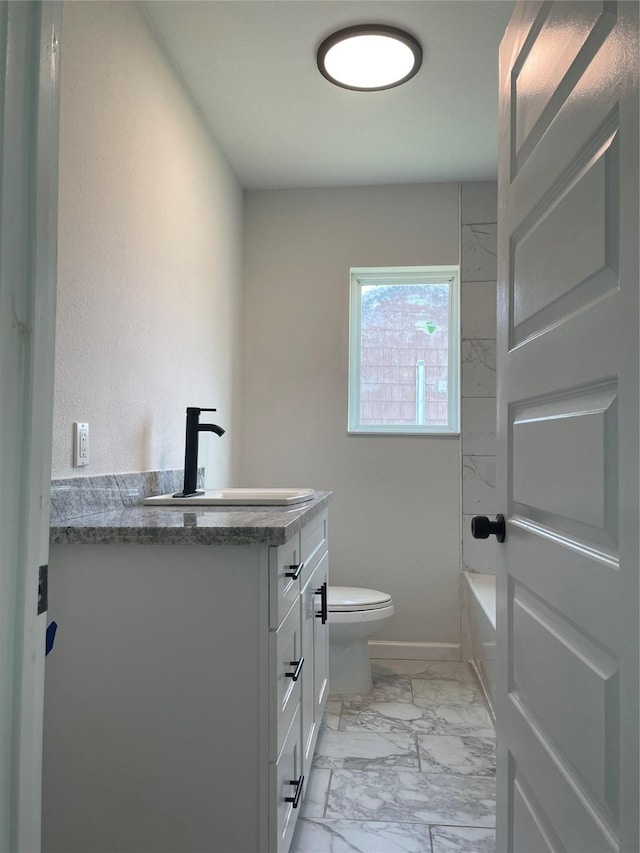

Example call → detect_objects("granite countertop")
50 490 332 547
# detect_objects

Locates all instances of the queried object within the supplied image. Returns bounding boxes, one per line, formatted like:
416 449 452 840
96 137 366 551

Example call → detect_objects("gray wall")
460 182 498 574
52 1 243 484
240 184 463 648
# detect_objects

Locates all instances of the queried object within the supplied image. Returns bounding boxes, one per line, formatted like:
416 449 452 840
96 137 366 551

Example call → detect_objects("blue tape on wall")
45 621 57 656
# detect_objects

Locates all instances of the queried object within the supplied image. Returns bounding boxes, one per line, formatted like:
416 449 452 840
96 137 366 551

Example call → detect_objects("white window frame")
348 265 460 435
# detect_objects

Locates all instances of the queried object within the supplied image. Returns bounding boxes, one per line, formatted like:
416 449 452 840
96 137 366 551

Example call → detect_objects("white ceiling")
141 1 515 190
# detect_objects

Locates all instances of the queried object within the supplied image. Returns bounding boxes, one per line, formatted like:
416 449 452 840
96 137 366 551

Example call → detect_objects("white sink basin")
143 488 315 507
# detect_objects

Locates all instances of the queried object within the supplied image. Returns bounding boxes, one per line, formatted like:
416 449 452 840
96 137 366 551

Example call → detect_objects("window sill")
347 429 461 437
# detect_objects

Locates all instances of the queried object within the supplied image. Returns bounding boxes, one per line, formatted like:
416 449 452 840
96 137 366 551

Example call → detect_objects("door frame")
0 3 62 851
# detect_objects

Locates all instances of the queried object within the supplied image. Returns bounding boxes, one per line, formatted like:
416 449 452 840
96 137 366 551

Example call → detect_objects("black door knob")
471 514 506 543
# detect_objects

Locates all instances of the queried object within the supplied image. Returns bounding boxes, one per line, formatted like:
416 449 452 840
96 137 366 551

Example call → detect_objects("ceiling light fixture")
317 25 422 92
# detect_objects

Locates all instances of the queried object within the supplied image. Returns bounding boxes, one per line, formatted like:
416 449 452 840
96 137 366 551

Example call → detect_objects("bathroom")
5 1 637 852
45 2 501 849
53 0 501 676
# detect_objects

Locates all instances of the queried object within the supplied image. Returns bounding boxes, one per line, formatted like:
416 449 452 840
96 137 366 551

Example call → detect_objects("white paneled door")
495 2 639 852
0 3 61 851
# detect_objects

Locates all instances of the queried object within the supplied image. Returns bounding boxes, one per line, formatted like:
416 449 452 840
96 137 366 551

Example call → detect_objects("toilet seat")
328 586 392 612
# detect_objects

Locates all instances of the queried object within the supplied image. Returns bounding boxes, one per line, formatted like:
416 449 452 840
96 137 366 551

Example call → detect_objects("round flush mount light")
317 25 422 92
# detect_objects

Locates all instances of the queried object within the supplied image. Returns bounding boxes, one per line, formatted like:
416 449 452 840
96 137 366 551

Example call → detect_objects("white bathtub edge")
464 571 497 718
464 571 496 629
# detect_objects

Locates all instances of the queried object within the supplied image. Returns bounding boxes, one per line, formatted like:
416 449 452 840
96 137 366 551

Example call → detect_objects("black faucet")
173 407 225 498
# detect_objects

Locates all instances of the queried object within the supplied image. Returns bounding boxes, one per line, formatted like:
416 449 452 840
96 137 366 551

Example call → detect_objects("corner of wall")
459 181 498 576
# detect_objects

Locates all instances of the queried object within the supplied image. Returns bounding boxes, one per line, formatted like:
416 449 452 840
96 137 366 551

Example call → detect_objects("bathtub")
464 571 496 718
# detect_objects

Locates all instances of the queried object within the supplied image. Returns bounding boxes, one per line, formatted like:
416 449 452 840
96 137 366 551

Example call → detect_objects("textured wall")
241 183 462 646
52 1 243 484
460 182 498 573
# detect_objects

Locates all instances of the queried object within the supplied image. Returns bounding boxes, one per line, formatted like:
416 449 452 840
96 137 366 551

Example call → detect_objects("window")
348 266 459 434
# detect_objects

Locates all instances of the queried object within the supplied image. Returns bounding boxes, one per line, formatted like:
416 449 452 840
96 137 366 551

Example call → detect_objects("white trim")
469 659 495 724
368 640 462 661
0 4 61 850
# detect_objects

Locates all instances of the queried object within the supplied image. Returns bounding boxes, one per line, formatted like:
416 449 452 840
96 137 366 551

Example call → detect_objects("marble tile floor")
290 659 496 853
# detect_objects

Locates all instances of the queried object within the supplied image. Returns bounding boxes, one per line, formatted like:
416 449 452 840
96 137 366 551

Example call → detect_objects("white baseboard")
368 640 462 661
469 659 495 724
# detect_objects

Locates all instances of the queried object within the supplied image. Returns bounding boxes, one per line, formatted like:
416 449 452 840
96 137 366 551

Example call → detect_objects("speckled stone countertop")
50 490 332 547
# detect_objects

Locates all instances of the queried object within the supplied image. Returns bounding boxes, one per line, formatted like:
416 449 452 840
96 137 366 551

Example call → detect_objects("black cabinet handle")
471 514 506 543
285 657 304 681
285 775 304 808
315 581 328 624
285 562 304 580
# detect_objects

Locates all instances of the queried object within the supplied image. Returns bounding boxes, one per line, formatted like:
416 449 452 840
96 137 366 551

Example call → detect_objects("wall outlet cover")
73 422 89 467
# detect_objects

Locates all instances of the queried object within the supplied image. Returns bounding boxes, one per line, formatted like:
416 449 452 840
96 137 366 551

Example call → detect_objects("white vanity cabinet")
299 520 329 783
43 507 329 853
269 507 328 853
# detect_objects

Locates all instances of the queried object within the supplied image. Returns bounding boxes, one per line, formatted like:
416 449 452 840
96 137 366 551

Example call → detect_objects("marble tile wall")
460 183 497 574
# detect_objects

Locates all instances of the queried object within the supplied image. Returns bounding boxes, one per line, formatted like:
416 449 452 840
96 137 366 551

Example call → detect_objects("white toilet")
328 586 395 694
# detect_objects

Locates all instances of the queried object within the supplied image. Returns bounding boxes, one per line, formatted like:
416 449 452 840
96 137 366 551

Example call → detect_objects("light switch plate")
73 422 89 467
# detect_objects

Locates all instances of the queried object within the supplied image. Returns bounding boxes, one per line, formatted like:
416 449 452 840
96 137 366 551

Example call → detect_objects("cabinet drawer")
269 533 302 629
299 510 327 589
271 597 302 759
301 551 329 782
271 705 303 853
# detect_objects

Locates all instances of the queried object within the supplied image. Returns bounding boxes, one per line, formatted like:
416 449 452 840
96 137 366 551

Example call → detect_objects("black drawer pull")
285 562 304 580
285 775 304 808
285 657 304 681
315 581 328 624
